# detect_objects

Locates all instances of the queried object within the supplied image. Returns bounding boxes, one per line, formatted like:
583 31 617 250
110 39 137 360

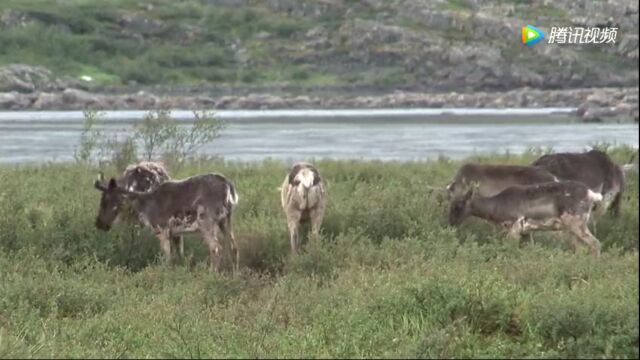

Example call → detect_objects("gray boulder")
0 64 68 93
62 88 102 107
33 92 63 110
0 91 33 109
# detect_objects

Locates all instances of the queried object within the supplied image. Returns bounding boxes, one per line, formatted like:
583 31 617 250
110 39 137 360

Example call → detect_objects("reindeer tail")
226 183 239 207
587 189 604 203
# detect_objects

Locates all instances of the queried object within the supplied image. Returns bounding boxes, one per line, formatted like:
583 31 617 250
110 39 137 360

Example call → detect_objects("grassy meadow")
0 147 638 358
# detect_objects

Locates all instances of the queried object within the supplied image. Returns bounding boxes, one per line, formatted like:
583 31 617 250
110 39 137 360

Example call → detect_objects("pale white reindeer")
280 162 327 254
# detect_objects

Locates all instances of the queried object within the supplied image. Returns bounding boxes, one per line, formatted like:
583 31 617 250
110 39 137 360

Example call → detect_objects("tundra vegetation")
0 114 637 357
0 0 637 89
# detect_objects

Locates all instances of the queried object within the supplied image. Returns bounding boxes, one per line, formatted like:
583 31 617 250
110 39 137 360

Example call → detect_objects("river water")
0 109 637 164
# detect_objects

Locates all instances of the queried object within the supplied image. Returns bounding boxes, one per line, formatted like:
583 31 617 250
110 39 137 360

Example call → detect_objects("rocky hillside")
1 0 638 93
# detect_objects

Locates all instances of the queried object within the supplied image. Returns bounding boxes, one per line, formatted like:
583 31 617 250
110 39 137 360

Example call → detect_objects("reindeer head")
448 187 475 227
93 173 127 231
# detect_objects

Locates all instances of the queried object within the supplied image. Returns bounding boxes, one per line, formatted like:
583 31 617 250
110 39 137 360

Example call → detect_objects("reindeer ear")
288 164 302 185
108 178 117 190
312 168 321 186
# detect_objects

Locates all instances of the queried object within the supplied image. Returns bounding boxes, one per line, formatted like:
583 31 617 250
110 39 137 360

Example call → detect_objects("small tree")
74 110 103 163
163 110 225 165
105 137 138 173
75 108 225 168
134 109 177 162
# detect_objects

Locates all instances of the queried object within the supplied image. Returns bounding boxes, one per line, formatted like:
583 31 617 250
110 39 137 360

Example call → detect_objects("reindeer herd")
92 149 638 273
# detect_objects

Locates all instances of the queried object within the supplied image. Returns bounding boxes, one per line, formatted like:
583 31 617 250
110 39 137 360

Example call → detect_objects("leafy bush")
73 109 225 169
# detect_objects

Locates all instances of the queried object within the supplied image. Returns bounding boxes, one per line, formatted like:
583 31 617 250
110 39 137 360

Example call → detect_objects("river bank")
1 86 638 123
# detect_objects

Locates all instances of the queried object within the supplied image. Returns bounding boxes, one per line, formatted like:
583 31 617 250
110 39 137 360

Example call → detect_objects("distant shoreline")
0 107 578 121
0 86 638 123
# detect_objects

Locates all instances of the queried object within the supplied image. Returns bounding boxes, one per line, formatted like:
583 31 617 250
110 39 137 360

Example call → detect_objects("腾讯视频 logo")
522 25 545 46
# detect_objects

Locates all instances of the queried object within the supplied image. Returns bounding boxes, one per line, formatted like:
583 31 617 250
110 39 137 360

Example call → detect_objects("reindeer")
448 180 604 257
93 161 178 252
531 149 635 232
94 173 240 273
280 162 327 254
431 163 560 244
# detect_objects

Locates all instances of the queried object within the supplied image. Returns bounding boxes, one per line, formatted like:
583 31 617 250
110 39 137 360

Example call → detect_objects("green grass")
0 147 638 357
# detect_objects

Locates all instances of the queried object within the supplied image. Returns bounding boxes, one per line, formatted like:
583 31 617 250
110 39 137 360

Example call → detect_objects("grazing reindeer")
93 161 181 254
280 162 327 254
94 173 240 273
531 149 635 234
440 163 558 245
448 181 604 257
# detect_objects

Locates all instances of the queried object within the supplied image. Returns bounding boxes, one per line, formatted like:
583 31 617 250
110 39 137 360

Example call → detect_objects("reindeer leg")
507 222 524 243
220 216 239 274
156 230 173 264
568 236 580 253
288 221 300 255
309 206 325 240
507 217 529 245
514 218 540 247
286 210 301 255
580 227 601 258
202 223 223 273
608 192 622 218
516 233 533 247
564 215 602 258
589 201 605 236
171 235 184 259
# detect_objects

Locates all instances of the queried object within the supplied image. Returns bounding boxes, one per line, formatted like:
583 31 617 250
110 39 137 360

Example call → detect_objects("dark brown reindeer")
439 163 560 245
531 149 632 231
93 161 182 254
448 180 604 257
94 172 240 273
